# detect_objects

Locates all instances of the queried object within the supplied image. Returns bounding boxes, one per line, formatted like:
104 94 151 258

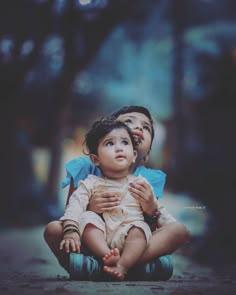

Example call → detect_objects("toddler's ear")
89 154 100 166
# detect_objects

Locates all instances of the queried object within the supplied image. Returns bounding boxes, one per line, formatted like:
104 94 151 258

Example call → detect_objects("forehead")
101 128 131 141
117 112 151 125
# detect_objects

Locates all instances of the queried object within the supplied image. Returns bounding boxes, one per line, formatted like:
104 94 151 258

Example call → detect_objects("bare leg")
43 221 69 269
82 224 110 258
103 227 147 281
139 222 190 263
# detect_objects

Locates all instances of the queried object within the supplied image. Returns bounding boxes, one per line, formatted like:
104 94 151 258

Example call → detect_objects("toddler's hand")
59 231 81 253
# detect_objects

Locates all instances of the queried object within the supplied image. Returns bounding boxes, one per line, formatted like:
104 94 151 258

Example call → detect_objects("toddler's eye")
105 141 114 146
124 119 132 125
121 140 129 145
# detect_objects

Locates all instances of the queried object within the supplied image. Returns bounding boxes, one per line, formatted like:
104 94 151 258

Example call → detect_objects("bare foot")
103 248 120 266
103 264 127 281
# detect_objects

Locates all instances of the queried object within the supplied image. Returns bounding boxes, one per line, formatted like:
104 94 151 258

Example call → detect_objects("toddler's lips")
116 155 126 159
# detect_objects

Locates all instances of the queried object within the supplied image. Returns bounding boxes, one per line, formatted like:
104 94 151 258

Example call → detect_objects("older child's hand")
128 180 157 216
88 190 121 213
59 232 81 253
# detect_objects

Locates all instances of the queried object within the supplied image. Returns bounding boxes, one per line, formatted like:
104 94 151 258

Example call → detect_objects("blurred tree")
0 0 146 223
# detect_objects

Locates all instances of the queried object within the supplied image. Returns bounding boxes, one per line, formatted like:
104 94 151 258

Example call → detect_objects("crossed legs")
44 220 190 276
82 224 147 280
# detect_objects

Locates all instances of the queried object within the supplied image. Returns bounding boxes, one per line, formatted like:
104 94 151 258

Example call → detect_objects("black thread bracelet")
63 227 80 237
63 223 78 231
144 209 161 224
63 223 80 237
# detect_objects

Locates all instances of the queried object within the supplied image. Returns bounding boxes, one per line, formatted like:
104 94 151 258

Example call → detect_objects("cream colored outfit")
60 174 176 251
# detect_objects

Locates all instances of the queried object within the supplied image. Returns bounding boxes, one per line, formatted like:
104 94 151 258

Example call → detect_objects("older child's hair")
111 106 155 145
84 118 136 155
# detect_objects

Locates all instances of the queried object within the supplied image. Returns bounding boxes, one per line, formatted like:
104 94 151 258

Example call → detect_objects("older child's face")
116 112 153 164
93 128 137 176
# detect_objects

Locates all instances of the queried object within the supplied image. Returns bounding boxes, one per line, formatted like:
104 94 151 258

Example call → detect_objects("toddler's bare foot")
103 248 120 266
103 264 127 281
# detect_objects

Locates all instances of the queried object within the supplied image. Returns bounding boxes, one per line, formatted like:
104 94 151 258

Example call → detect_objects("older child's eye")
144 125 151 132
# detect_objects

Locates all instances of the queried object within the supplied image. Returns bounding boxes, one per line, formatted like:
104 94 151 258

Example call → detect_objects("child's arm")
59 220 81 253
133 166 166 199
60 178 92 253
128 177 162 231
128 178 158 216
88 190 121 213
61 157 102 206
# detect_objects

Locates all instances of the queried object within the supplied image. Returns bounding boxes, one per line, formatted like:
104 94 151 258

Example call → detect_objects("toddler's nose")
115 144 123 152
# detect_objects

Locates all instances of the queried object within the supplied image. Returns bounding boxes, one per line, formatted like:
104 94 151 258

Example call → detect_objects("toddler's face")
95 128 137 175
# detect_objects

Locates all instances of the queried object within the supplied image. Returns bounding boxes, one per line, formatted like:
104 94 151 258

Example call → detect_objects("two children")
44 106 190 280
60 119 157 280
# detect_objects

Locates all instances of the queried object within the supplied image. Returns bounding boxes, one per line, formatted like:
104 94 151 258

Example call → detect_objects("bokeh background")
1 0 236 265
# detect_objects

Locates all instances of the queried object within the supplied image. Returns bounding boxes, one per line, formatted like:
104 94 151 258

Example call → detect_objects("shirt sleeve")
61 156 102 189
133 166 166 198
60 178 92 223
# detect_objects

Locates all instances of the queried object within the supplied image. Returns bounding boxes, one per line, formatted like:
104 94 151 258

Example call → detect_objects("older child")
44 106 190 280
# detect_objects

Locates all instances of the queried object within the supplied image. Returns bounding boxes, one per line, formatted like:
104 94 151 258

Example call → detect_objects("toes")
103 252 112 260
103 266 124 281
103 265 111 273
103 248 118 260
113 248 119 255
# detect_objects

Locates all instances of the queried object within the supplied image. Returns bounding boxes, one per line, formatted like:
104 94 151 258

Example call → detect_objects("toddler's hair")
84 118 136 155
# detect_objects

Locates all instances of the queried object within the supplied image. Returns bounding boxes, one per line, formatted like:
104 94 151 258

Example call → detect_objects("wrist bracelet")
63 223 79 230
144 209 161 224
63 223 80 237
63 227 81 237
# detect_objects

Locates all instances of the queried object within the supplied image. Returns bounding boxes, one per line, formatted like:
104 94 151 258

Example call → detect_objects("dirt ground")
0 225 235 295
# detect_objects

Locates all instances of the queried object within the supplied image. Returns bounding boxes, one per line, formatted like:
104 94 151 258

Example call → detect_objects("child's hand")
59 231 81 253
88 189 121 213
128 180 157 216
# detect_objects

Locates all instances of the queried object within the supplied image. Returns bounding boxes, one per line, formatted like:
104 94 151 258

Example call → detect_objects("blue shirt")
61 156 166 198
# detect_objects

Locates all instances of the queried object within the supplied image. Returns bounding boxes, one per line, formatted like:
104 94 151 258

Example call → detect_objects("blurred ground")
0 223 235 295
